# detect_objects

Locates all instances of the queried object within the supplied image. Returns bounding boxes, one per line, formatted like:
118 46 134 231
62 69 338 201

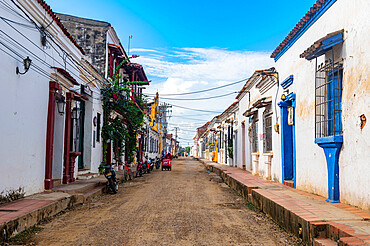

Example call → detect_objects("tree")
186 146 191 154
100 55 147 166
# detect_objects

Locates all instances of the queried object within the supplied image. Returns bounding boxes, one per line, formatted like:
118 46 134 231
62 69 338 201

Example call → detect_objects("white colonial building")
270 0 370 209
0 0 89 195
235 69 279 180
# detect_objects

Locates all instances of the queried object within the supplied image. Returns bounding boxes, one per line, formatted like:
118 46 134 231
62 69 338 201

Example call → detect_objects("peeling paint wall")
274 0 370 210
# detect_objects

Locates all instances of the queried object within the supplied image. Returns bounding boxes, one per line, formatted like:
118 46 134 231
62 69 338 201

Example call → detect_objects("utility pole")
127 35 133 56
174 127 179 156
174 127 179 141
159 102 172 155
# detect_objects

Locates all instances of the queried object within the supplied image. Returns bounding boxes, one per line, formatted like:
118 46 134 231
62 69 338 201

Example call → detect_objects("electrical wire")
167 103 222 113
145 76 254 96
0 16 38 30
168 129 195 133
0 35 81 95
159 91 238 101
171 113 214 117
0 4 141 105
0 18 94 86
0 2 105 87
170 115 208 122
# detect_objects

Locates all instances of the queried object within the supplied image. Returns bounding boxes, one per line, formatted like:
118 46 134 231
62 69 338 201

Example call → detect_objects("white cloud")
135 47 274 145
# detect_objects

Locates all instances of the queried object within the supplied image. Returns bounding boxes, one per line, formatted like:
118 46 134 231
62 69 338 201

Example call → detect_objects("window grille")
315 53 343 138
251 115 259 153
96 113 101 142
263 109 272 152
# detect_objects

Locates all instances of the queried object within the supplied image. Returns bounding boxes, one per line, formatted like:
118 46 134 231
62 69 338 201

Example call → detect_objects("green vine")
100 56 147 166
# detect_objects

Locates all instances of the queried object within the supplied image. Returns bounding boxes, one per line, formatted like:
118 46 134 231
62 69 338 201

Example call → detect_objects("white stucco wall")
274 0 370 210
0 0 85 195
237 94 250 170
237 77 280 180
0 54 49 195
89 89 103 172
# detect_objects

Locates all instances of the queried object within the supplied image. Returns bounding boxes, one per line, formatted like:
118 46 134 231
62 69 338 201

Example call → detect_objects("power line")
171 113 214 117
0 3 105 88
146 77 252 96
0 18 94 87
160 91 237 101
170 115 208 121
168 103 222 113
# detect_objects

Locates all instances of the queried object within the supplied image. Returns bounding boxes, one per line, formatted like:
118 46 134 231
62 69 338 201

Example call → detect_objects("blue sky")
47 0 317 145
48 0 316 51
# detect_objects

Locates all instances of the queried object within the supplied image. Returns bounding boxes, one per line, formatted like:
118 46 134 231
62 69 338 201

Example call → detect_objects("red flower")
131 54 139 58
114 93 119 100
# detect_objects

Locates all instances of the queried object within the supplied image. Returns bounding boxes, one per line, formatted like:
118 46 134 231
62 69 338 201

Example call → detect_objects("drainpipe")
45 81 61 190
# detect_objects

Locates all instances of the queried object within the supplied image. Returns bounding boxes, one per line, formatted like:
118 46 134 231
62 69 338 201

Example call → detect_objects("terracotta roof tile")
271 0 329 59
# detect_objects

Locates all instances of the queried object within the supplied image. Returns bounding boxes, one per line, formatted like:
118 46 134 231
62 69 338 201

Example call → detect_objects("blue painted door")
278 93 296 187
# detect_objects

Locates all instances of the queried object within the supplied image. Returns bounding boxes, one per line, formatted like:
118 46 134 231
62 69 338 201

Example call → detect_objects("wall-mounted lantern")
56 99 66 115
16 56 32 75
71 107 81 120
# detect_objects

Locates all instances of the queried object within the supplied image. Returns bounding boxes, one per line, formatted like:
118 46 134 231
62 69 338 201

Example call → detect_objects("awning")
108 43 125 57
243 108 258 117
71 90 88 101
243 97 272 117
300 30 344 60
125 63 149 85
252 97 272 109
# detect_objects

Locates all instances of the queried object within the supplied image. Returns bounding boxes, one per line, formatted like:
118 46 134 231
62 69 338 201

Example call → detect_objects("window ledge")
315 135 343 145
263 152 273 157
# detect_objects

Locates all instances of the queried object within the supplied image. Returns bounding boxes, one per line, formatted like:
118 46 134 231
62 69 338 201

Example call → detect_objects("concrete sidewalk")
0 168 132 242
197 158 370 246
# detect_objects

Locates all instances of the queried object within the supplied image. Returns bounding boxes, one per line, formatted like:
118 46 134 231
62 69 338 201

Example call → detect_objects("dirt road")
33 158 301 245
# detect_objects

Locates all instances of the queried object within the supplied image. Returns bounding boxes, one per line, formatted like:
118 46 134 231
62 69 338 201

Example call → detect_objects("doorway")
278 93 296 188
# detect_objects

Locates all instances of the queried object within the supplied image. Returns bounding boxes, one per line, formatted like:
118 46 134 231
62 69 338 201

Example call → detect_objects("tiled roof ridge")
36 0 86 55
271 0 328 59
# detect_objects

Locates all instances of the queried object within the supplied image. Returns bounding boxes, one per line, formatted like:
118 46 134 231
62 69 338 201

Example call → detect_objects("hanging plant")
100 55 147 166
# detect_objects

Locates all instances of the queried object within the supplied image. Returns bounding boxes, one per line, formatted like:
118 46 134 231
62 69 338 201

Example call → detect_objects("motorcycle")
155 158 161 169
103 164 118 194
148 158 154 171
136 162 144 177
142 161 149 174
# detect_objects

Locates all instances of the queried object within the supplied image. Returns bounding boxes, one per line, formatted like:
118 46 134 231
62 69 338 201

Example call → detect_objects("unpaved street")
33 158 301 245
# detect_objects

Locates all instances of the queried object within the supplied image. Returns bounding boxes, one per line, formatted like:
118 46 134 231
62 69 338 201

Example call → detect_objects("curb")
0 171 128 242
195 157 370 246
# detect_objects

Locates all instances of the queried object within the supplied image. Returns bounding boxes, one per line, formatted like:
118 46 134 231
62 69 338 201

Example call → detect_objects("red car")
162 158 171 171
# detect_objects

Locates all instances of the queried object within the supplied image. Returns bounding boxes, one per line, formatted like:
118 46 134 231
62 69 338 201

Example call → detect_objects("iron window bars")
263 108 273 152
251 114 259 153
315 48 343 138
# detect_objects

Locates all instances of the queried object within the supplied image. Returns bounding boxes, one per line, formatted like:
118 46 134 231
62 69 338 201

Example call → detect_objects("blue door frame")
278 93 296 188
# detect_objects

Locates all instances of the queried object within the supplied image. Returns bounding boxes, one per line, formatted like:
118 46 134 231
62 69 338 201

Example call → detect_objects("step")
77 169 91 175
77 172 100 180
53 179 62 186
338 237 368 246
314 238 338 246
283 180 294 188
